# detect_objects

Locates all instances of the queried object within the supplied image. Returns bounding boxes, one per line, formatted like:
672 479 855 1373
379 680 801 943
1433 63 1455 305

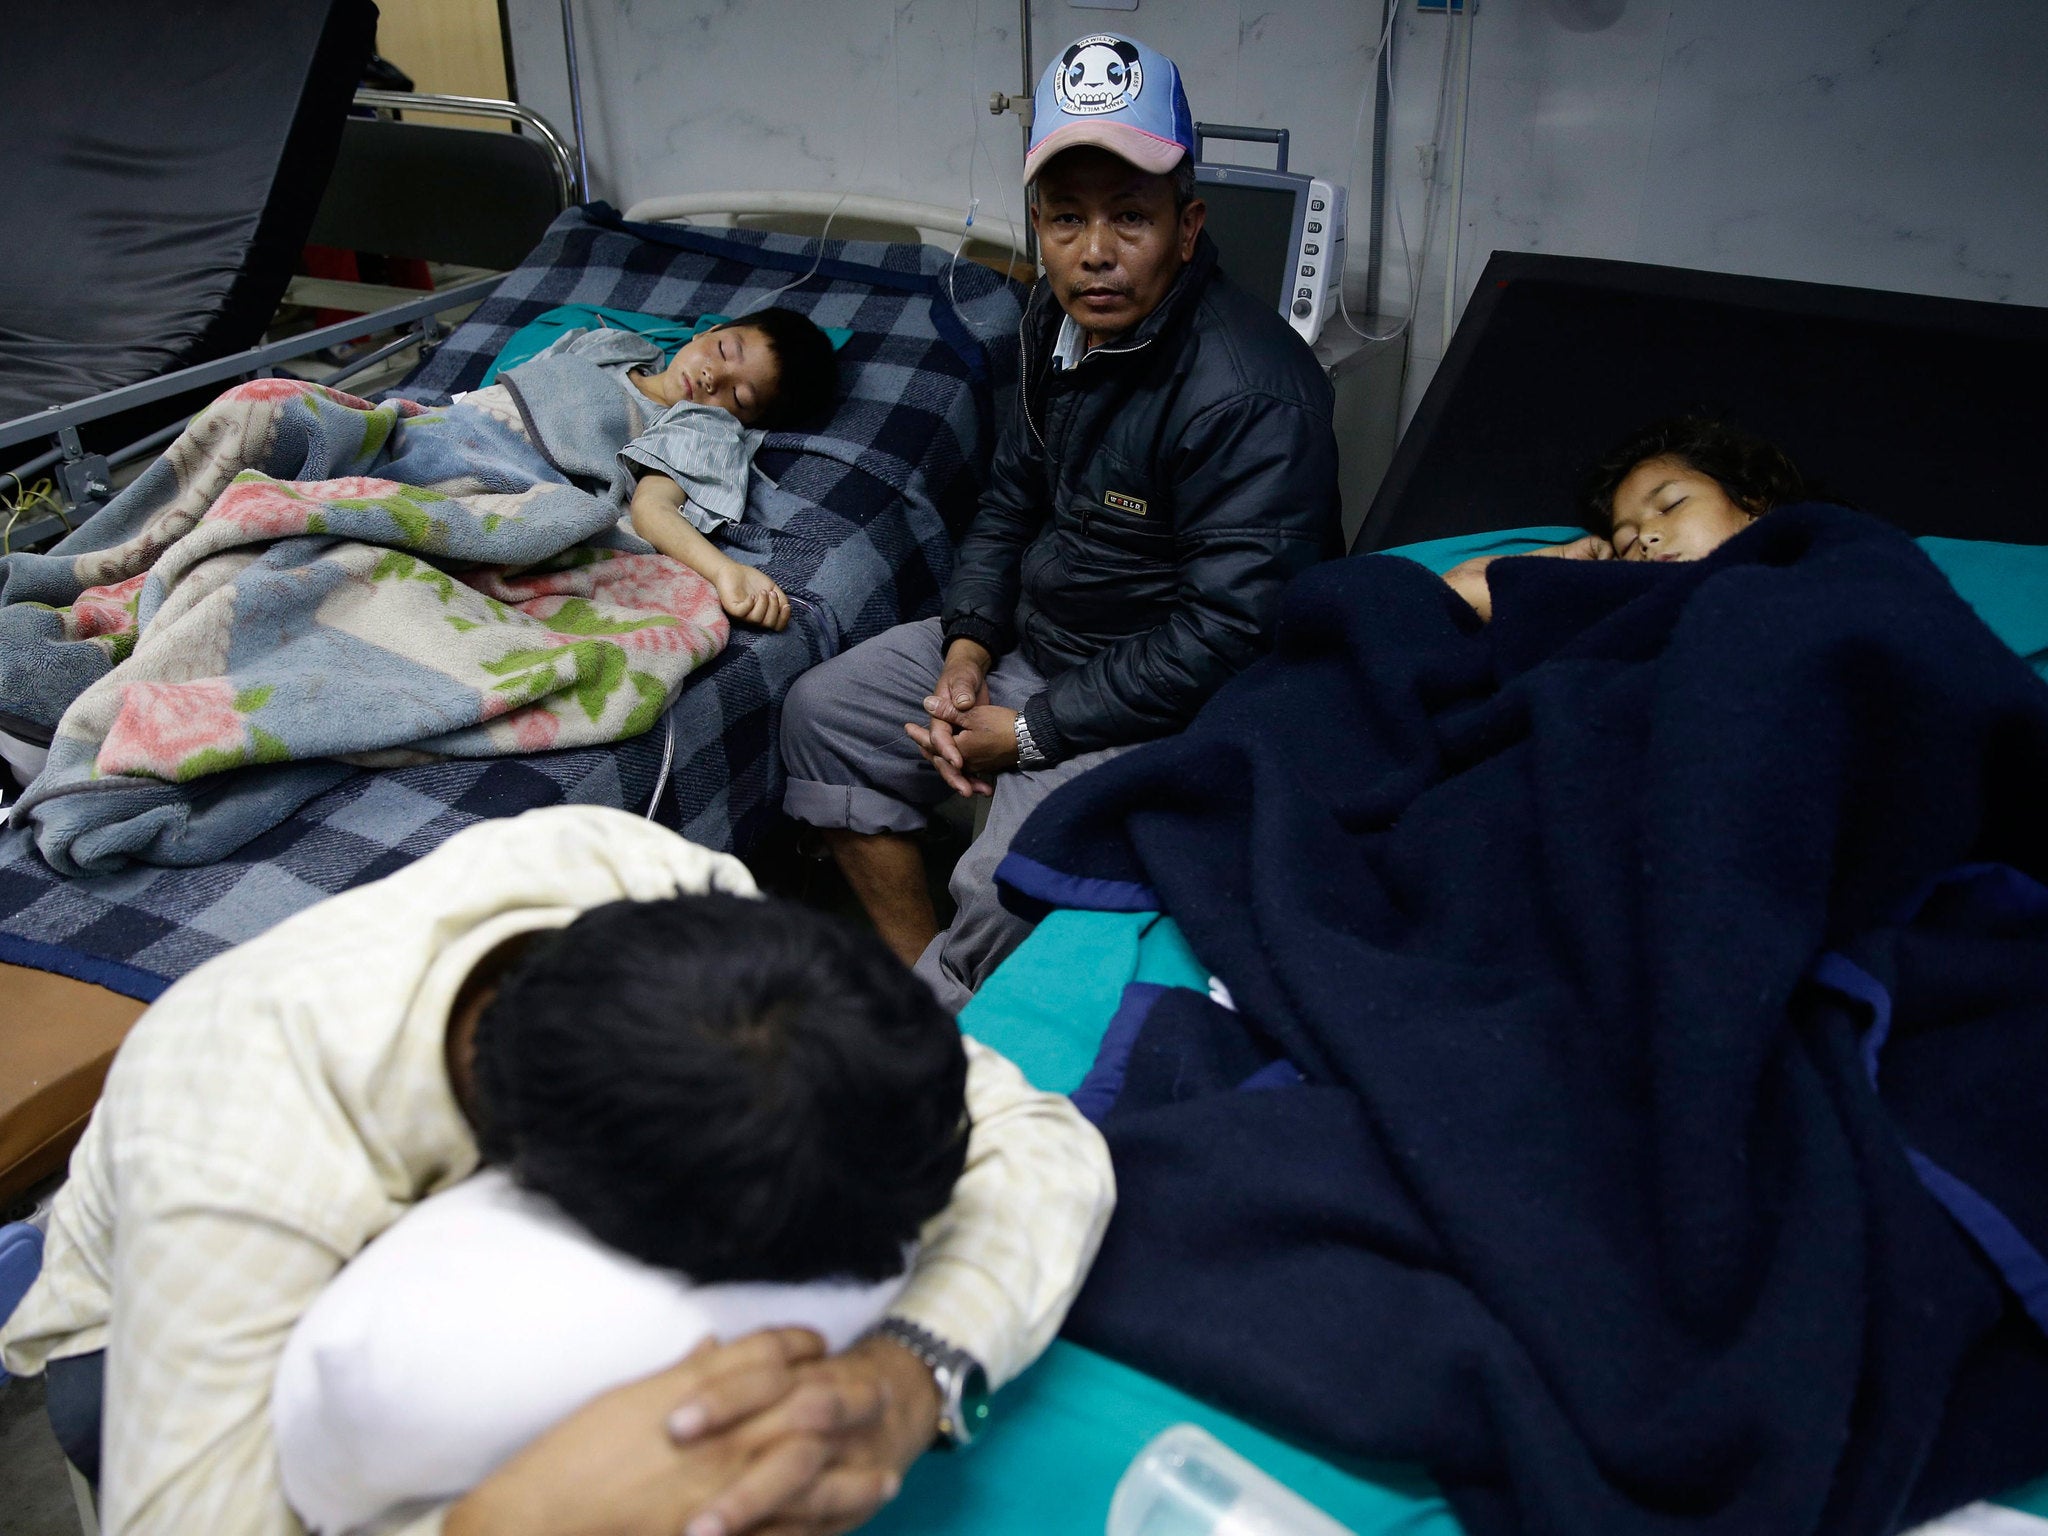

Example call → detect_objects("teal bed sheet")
477 304 855 385
874 905 2048 1533
1381 526 2048 682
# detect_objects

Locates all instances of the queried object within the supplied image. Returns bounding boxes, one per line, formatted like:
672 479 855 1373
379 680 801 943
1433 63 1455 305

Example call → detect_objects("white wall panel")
505 2 2048 427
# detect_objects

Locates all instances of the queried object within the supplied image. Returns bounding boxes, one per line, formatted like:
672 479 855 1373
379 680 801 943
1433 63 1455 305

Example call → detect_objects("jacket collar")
1022 231 1220 375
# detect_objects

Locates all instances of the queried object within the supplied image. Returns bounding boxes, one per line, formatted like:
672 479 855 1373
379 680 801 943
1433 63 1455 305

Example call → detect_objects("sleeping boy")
460 307 840 632
0 806 1115 1535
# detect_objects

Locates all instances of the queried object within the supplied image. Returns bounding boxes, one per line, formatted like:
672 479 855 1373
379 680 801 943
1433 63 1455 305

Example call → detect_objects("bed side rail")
1 277 501 547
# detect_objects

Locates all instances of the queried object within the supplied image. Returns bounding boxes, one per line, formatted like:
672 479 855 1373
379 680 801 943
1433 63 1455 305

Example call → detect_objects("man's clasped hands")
904 639 1016 796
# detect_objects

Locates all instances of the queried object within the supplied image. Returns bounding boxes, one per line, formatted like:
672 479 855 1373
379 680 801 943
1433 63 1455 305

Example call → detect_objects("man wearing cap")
782 33 1341 1011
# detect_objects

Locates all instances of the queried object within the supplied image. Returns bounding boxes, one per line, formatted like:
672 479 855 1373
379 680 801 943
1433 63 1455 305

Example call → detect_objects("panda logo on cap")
1055 35 1143 117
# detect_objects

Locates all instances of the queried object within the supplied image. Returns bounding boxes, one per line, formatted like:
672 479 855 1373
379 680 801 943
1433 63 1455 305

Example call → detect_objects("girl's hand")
1444 536 1616 623
1442 556 1497 622
714 563 791 632
1531 533 1616 562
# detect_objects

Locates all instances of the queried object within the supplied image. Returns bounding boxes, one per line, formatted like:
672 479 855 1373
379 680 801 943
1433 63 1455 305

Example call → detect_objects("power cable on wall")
1336 2 1408 344
1442 4 1476 353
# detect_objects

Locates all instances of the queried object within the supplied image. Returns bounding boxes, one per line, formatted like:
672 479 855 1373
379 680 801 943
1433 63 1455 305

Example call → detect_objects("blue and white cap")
1024 33 1196 185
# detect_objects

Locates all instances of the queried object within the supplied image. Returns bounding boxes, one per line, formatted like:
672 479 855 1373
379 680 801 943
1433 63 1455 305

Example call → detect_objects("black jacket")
941 236 1340 764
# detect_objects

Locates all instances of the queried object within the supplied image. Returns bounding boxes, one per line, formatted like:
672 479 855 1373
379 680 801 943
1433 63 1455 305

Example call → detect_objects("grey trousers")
781 619 1129 1013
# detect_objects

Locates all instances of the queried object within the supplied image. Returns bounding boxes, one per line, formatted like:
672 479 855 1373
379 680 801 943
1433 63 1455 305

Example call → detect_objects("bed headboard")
1355 252 2048 552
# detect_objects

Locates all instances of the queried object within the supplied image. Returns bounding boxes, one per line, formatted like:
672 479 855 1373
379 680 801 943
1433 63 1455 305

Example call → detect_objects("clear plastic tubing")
1107 1424 1359 1536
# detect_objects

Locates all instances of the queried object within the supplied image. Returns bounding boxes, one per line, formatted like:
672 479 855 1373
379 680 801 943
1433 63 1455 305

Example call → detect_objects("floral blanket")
0 378 727 874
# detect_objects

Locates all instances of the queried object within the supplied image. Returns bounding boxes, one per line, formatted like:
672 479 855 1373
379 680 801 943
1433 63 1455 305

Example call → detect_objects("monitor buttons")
1304 243 1319 256
1310 198 1326 211
1300 265 1315 277
1307 221 1322 234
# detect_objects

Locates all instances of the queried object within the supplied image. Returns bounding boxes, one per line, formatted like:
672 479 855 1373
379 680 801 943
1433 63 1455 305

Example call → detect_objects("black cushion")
0 0 375 423
308 116 568 272
1357 252 2048 551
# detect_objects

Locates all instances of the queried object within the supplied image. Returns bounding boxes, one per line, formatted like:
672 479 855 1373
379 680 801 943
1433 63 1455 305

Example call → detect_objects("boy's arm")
629 473 788 632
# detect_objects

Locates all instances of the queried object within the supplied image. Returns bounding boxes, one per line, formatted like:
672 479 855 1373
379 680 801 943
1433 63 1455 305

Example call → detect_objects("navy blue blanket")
999 506 2048 1536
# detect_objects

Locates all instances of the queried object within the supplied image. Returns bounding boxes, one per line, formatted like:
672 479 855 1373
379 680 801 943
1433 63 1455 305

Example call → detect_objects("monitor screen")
1196 179 1301 312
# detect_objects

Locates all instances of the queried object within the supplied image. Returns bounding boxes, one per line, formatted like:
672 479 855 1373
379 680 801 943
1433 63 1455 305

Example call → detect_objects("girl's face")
658 325 779 425
1608 455 1758 563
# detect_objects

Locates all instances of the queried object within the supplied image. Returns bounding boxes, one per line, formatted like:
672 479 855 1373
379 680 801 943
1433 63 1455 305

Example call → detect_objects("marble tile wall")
506 1 1382 236
506 1 2048 423
1400 0 2048 414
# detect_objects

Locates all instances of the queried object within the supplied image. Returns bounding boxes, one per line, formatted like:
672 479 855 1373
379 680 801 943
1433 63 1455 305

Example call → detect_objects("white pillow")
273 1168 908 1536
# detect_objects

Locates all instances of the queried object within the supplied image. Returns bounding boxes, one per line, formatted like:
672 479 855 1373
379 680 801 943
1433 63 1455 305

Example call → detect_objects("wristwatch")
1013 711 1047 770
872 1318 991 1448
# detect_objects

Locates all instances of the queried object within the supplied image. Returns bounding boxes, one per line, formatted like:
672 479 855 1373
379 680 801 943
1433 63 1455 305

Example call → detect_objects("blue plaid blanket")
0 204 1021 997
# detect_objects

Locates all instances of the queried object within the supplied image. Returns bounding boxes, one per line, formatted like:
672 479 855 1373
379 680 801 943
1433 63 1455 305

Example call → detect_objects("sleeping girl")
1440 415 1816 620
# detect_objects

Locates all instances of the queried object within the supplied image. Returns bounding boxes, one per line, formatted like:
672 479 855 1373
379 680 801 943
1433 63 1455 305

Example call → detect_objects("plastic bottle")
1107 1424 1359 1536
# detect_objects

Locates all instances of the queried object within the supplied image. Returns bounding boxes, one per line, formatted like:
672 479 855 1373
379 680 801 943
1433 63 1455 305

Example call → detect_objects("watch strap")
1013 710 1047 769
872 1317 989 1448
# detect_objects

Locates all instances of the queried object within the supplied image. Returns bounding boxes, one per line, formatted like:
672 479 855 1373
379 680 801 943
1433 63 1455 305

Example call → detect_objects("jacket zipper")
1020 282 1158 451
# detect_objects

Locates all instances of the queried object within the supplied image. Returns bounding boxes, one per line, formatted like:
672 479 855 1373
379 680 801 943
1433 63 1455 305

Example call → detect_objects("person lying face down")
270 891 972 1534
1443 415 1816 620
456 891 969 1288
1 808 1114 1536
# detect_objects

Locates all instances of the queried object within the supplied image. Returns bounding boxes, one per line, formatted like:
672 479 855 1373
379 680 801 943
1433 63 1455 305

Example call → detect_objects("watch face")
956 1361 992 1444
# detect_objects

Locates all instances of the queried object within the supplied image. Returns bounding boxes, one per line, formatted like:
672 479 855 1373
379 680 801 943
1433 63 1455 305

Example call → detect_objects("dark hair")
715 308 839 431
470 892 969 1284
1580 414 1815 529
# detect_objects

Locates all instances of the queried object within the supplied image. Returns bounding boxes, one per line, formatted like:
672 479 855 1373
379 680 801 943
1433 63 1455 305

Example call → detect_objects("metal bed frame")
0 90 581 552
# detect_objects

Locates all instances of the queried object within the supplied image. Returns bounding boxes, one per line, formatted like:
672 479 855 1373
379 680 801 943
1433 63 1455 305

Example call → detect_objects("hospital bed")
865 253 2048 1536
0 196 1027 1215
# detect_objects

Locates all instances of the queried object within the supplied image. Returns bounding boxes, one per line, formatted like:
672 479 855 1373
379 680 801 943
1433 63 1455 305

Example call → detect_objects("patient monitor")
1193 123 1346 347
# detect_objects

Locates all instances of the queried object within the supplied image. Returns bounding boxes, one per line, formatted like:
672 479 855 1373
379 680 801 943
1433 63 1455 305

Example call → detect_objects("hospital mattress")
394 204 1022 854
0 204 1020 1202
0 0 374 423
